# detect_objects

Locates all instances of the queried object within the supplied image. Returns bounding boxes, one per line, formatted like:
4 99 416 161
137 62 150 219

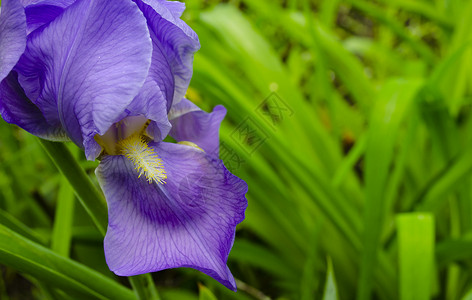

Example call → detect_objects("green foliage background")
2 0 472 299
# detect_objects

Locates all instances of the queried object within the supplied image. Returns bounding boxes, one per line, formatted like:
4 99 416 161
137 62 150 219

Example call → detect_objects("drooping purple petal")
134 0 200 108
96 142 248 291
169 99 226 154
23 0 76 34
0 0 26 83
15 0 152 158
0 72 67 140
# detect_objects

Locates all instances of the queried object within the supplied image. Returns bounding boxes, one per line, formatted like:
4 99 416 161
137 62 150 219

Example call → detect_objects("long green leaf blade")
397 213 435 300
0 223 135 300
51 178 75 257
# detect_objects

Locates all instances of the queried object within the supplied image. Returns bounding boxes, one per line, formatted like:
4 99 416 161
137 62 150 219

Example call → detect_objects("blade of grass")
130 274 160 300
198 4 344 171
344 0 437 64
322 258 339 300
415 151 472 212
38 139 107 235
230 240 299 281
300 222 320 300
0 208 46 245
198 284 218 300
396 213 434 300
462 288 472 300
381 113 420 243
319 0 340 29
239 0 377 109
442 0 472 115
377 0 453 29
51 178 75 257
0 223 136 300
357 79 422 300
332 134 366 188
436 239 472 267
160 289 198 300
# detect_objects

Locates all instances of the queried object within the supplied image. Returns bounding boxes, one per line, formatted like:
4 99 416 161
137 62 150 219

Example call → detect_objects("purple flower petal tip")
169 98 227 154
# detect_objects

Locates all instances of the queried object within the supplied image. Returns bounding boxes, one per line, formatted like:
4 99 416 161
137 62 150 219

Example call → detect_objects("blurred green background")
4 0 472 299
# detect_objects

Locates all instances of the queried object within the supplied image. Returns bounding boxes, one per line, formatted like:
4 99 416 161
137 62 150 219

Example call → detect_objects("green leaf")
462 287 472 300
358 79 423 300
344 0 437 64
0 208 46 245
300 223 320 300
198 284 218 300
160 289 198 300
0 223 135 300
129 275 160 300
230 239 298 280
377 0 453 29
38 139 107 235
322 258 339 300
309 20 377 110
436 239 472 267
396 213 435 300
51 178 75 257
442 0 472 115
415 151 472 212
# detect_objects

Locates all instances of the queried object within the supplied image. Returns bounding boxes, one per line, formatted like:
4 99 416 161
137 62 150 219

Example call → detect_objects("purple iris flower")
0 0 248 291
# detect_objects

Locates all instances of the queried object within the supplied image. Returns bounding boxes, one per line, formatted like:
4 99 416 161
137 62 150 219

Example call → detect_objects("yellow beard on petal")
118 134 167 184
177 141 204 152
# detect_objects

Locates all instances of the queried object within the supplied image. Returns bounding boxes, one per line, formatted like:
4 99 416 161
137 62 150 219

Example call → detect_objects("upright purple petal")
123 80 172 142
142 15 175 111
23 0 76 34
114 24 178 142
0 72 67 140
161 0 185 18
15 0 152 157
20 0 75 7
96 142 247 291
0 0 26 82
169 99 227 154
135 0 200 108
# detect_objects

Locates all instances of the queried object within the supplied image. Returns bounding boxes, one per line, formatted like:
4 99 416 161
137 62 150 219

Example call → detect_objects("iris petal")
123 80 172 142
135 0 200 108
15 0 152 158
0 0 26 83
0 72 67 140
96 142 247 291
23 0 76 34
169 99 227 154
